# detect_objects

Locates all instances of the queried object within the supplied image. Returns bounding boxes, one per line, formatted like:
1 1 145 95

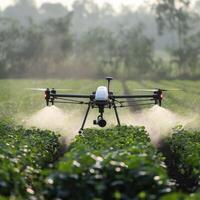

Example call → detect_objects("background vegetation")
0 0 200 79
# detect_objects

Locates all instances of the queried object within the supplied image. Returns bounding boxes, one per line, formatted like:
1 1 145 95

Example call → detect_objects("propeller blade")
132 88 181 92
56 89 72 91
27 88 47 91
27 88 72 91
158 88 182 91
132 89 156 92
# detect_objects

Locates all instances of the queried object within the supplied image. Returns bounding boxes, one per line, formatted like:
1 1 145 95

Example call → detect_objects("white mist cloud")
25 106 82 143
24 105 198 146
120 105 198 145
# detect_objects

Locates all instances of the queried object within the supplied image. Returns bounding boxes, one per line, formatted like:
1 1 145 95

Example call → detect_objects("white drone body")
95 86 109 101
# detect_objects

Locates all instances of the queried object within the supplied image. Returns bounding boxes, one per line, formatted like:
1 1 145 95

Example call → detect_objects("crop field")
0 79 200 200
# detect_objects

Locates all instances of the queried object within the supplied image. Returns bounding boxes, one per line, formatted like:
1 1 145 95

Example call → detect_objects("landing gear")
79 104 91 134
79 107 107 134
78 100 121 134
113 102 121 126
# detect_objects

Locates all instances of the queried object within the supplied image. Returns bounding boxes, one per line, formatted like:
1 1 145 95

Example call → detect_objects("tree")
40 3 68 20
155 0 192 75
4 0 38 25
194 0 200 13
155 0 190 34
179 32 200 76
0 17 46 78
71 0 101 35
79 27 117 77
155 0 200 78
14 0 35 6
118 25 154 78
0 18 23 77
44 14 73 58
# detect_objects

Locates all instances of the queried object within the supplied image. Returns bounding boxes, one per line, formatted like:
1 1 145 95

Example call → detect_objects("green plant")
0 120 60 198
42 126 173 200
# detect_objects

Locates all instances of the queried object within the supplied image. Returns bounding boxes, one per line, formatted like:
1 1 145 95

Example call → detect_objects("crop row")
162 126 200 192
41 126 173 200
0 120 60 199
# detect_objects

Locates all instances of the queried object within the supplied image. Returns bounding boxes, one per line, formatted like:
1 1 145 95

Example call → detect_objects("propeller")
158 88 182 91
132 88 181 92
27 88 72 91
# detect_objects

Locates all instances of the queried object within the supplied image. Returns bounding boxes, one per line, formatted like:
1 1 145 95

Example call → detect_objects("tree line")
0 0 199 79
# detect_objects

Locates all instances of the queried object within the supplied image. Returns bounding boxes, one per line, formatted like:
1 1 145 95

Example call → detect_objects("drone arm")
113 94 162 107
54 97 89 104
51 94 94 99
113 94 156 99
53 101 89 105
118 98 155 103
116 102 155 108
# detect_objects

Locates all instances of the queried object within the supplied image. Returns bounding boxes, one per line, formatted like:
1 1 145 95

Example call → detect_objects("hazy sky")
0 0 197 11
0 0 154 11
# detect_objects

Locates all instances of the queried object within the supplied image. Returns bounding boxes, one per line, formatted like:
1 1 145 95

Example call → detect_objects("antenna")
106 77 113 93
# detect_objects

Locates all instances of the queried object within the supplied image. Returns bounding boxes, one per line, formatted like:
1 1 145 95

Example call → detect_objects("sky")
0 0 198 11
0 0 154 11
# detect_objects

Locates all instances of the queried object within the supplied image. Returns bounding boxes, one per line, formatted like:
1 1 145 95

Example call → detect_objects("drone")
30 77 178 133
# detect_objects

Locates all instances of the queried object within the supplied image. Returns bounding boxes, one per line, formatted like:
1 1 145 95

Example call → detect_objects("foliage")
0 120 60 198
0 0 199 79
164 126 200 191
161 192 200 200
0 15 72 78
155 0 191 35
117 25 154 78
78 25 154 78
155 0 200 77
42 126 173 200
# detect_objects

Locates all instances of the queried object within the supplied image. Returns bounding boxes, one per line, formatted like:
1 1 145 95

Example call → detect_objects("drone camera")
98 119 107 127
93 118 107 127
